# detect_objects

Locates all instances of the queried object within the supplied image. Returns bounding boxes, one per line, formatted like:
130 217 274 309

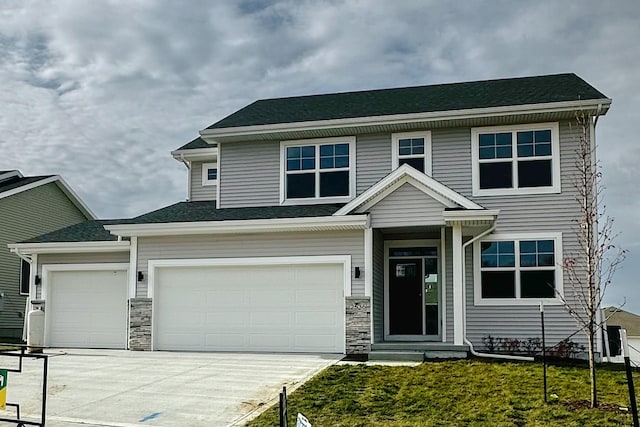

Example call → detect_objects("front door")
386 245 440 340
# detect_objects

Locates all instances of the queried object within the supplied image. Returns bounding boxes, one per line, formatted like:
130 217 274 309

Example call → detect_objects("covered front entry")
150 257 348 353
385 240 441 341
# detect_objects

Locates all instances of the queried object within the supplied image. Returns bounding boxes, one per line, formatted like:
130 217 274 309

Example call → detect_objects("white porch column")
452 223 464 345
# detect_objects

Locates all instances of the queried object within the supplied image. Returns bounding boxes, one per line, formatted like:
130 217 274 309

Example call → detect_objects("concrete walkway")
1 349 340 427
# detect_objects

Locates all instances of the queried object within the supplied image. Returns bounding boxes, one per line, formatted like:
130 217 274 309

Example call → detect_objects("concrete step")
424 350 469 360
368 351 425 362
371 342 469 352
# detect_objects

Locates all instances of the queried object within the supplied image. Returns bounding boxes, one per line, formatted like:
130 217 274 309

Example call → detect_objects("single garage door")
46 268 128 349
154 262 345 353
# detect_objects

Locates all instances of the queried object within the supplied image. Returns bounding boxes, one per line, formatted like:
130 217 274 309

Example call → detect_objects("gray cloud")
1 0 638 311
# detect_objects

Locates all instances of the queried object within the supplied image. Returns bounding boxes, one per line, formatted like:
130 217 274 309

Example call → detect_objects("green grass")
247 360 639 427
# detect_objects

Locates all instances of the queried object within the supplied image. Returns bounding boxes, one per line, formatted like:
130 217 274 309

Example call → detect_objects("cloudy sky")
1 0 638 311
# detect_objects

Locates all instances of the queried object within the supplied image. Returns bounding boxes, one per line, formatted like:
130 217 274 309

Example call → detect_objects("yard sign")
0 369 7 410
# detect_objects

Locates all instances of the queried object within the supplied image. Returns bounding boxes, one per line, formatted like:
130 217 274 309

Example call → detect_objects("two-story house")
9 73 610 359
0 170 94 340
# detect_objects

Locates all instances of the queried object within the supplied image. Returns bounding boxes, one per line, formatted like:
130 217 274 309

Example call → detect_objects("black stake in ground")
541 302 547 403
621 330 639 427
279 386 288 427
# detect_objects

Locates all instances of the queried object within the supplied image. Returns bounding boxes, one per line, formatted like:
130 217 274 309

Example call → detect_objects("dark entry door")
389 258 422 335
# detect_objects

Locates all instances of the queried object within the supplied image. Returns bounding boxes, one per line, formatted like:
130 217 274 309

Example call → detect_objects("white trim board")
105 215 369 237
9 241 130 255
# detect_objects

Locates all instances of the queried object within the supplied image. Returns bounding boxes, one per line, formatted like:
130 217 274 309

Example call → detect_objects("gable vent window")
281 137 355 204
472 123 560 196
202 162 218 186
392 131 432 175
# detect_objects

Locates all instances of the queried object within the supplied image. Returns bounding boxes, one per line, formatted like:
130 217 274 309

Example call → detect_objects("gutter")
8 241 130 255
460 223 535 362
104 214 370 237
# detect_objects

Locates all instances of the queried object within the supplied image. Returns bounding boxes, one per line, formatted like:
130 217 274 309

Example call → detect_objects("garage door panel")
154 262 345 353
47 269 127 349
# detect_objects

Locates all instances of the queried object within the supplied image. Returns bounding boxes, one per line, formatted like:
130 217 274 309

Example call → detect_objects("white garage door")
154 262 345 353
46 268 128 349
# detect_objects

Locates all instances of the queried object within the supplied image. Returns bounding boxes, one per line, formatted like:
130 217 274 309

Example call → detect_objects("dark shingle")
174 137 216 151
21 220 124 243
128 201 343 224
207 73 608 129
0 176 55 195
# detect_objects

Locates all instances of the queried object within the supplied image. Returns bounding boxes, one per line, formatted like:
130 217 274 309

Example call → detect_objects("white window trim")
471 122 561 197
201 162 218 186
279 136 356 205
473 232 564 306
391 131 432 175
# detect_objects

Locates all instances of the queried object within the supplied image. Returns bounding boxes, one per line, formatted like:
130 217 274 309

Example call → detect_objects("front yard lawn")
246 359 639 426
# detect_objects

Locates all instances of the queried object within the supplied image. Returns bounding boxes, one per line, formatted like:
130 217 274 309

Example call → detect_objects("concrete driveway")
2 349 340 427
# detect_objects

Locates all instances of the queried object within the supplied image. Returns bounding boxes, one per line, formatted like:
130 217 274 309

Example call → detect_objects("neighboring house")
604 307 640 366
9 73 612 359
0 170 94 340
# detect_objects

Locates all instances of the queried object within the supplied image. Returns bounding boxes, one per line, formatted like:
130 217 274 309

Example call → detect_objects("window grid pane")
286 145 315 171
320 143 349 170
207 168 217 180
517 129 552 158
399 138 425 157
478 132 512 160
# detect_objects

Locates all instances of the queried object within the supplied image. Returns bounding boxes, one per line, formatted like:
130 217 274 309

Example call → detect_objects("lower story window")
476 233 562 304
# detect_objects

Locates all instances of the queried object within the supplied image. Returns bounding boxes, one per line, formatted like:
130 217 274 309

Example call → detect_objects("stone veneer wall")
129 298 152 351
346 296 371 354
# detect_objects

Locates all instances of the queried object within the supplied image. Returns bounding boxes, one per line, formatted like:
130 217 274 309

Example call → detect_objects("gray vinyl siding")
356 134 391 194
0 183 89 337
190 162 216 201
429 121 586 347
36 252 130 300
372 229 385 343
218 135 392 209
431 127 473 195
219 141 280 208
368 184 446 228
136 230 365 298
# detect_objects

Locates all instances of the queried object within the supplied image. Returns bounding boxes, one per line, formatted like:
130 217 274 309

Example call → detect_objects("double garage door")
44 260 346 353
153 262 346 353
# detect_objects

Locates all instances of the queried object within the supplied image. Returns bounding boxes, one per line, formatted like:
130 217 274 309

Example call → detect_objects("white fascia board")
334 164 482 216
8 241 130 255
199 99 612 142
443 209 500 222
171 147 218 161
0 170 23 181
0 175 96 219
104 215 370 237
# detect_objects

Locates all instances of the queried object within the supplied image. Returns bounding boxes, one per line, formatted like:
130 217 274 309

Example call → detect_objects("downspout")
592 104 604 357
459 223 535 362
178 153 192 201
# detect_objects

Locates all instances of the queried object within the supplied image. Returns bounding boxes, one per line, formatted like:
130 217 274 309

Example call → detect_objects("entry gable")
334 164 483 217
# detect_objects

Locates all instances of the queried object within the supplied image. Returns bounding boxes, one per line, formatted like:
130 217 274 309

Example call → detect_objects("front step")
368 342 470 361
368 350 425 362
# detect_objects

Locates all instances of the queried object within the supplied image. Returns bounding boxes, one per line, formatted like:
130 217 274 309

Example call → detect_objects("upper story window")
474 232 563 306
202 162 218 186
280 137 356 204
471 123 560 196
392 131 432 175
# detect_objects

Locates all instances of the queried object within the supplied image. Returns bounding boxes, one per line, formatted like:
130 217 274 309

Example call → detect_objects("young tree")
557 111 626 408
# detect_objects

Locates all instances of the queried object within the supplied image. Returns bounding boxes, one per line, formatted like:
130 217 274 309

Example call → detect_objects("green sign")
0 369 7 410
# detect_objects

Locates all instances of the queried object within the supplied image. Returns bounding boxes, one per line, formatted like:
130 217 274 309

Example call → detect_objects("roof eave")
199 98 612 143
8 241 130 255
104 215 370 237
170 147 219 162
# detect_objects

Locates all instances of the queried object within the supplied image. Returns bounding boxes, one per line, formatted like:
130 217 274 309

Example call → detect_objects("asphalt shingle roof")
21 220 123 243
605 307 640 336
128 201 343 224
174 137 216 151
207 73 608 130
0 176 54 195
22 202 345 242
